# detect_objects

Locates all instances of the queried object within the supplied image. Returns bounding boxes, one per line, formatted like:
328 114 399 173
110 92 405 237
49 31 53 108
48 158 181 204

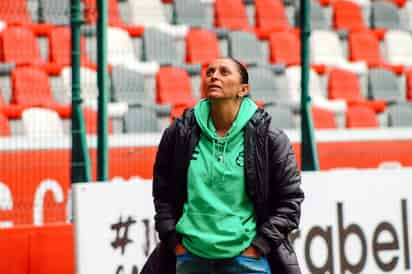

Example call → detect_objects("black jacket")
141 108 304 274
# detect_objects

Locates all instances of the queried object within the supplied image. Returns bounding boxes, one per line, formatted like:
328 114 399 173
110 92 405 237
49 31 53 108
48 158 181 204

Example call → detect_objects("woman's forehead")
207 58 237 70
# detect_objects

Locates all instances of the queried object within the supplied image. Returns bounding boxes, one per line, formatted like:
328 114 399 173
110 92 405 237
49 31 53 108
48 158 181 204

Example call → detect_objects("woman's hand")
241 245 262 258
175 242 187 255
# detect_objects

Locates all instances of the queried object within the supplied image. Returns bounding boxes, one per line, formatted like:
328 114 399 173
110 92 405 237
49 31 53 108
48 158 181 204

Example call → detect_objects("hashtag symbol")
110 216 137 255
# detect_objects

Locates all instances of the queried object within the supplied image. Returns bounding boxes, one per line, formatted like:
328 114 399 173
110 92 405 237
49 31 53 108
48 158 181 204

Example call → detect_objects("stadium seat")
186 29 221 64
48 27 91 67
228 31 265 65
215 0 253 32
174 0 208 28
265 104 297 129
387 104 412 127
143 28 179 66
254 0 291 32
406 69 412 101
128 0 188 38
312 107 338 129
0 0 32 25
0 112 11 136
1 26 43 65
333 0 368 31
310 30 367 74
29 225 74 274
61 66 128 118
39 0 70 25
156 66 197 107
21 108 65 136
11 67 66 112
384 30 412 66
348 30 384 67
309 0 330 30
82 108 113 135
286 66 347 113
345 105 378 128
111 65 149 105
368 68 403 102
405 1 412 30
248 66 292 105
83 0 123 26
371 0 401 29
269 30 300 66
123 106 161 133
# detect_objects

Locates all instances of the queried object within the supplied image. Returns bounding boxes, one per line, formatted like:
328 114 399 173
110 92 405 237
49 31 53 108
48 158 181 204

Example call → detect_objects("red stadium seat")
186 29 221 64
12 67 57 107
29 225 75 274
255 0 291 32
312 107 338 129
156 66 197 106
269 31 300 66
328 68 364 101
83 108 114 135
215 0 253 32
0 0 32 25
48 27 91 66
407 69 412 101
346 105 379 128
0 112 11 136
333 0 367 31
83 0 122 25
1 26 43 65
348 30 384 67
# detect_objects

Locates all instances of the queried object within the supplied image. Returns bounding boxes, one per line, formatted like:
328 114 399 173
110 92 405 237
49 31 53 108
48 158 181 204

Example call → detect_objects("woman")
141 57 304 274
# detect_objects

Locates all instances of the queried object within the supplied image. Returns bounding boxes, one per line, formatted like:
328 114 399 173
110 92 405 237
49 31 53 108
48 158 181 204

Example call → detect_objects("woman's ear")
239 84 249 97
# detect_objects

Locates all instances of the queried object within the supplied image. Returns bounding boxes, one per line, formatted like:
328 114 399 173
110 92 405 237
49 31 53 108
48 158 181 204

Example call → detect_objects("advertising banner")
73 170 412 274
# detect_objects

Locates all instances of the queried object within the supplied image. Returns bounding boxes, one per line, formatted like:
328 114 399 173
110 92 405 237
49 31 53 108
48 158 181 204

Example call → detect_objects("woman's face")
204 58 248 100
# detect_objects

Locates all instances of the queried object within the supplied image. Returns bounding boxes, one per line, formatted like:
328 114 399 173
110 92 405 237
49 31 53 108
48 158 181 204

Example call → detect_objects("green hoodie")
175 98 258 259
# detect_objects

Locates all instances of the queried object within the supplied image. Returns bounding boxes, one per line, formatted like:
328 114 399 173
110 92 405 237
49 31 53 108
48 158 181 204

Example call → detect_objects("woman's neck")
210 99 242 137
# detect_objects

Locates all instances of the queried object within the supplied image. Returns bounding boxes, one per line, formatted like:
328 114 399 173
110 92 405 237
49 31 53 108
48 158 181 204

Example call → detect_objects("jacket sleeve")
152 125 180 251
254 130 304 255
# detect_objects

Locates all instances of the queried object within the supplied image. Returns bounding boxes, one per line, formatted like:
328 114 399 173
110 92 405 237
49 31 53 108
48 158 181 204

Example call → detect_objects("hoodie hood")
194 98 258 142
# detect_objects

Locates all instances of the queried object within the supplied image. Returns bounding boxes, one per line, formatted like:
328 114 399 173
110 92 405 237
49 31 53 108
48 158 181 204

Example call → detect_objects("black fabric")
141 108 304 274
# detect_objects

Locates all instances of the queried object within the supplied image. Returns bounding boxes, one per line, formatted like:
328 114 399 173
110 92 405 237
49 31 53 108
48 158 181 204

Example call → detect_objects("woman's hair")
227 57 249 85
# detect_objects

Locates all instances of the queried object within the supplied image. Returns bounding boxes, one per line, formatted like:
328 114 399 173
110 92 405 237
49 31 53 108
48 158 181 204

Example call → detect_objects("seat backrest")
143 28 178 65
310 0 329 30
48 27 90 66
107 27 138 66
346 105 378 128
371 0 400 29
248 66 291 104
124 106 160 133
384 30 412 66
333 0 367 31
11 67 55 107
0 0 32 24
83 0 122 25
111 66 146 104
1 26 42 65
254 0 290 31
186 29 220 64
406 69 412 101
156 66 196 105
310 30 344 65
174 0 207 27
0 112 11 136
228 31 265 65
387 104 412 127
128 0 167 26
368 68 402 102
265 105 297 129
286 66 324 103
215 0 251 30
269 31 300 66
348 30 383 66
328 68 364 101
39 0 70 25
61 66 98 102
312 106 337 129
22 108 64 136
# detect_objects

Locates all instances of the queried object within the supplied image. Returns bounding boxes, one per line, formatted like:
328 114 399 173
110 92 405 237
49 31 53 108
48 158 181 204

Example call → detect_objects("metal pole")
300 0 320 170
71 0 92 183
97 0 109 181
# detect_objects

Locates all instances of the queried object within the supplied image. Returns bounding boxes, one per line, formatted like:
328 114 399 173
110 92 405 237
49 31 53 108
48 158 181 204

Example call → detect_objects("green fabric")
175 98 258 259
